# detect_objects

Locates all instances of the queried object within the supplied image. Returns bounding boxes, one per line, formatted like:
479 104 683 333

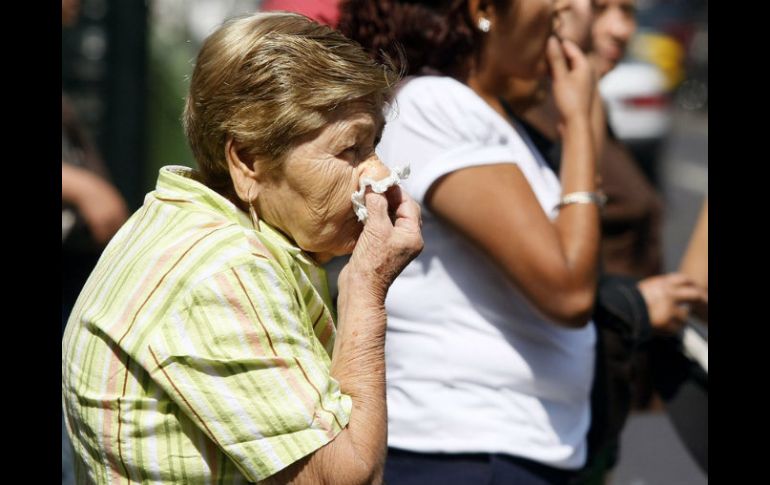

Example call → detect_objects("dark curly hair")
338 0 509 78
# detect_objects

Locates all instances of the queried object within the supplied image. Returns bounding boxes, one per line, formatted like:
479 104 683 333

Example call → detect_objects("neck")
309 251 334 265
518 89 560 141
466 68 509 120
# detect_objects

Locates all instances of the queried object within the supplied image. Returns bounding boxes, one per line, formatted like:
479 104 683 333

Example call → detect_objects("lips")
599 44 623 62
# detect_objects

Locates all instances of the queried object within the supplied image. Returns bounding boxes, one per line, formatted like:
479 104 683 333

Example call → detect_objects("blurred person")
589 0 637 79
62 12 422 484
61 95 130 331
62 163 128 245
339 1 606 483
502 1 706 481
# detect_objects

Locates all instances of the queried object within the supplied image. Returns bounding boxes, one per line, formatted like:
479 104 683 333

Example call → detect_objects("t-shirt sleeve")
378 77 529 204
146 259 352 482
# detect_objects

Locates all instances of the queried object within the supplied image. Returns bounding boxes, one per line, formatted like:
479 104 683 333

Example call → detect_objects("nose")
608 10 635 44
358 154 390 181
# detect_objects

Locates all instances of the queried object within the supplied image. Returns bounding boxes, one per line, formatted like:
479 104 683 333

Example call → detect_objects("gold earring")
247 184 261 232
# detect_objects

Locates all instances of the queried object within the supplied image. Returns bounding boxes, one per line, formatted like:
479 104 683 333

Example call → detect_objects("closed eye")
339 145 358 160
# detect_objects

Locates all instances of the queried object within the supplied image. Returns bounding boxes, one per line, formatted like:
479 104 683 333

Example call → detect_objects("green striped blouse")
62 165 352 484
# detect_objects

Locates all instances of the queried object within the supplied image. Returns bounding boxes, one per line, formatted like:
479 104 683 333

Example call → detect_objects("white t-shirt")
377 76 596 470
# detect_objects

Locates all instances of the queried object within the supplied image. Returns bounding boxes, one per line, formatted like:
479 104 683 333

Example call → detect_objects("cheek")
302 158 355 212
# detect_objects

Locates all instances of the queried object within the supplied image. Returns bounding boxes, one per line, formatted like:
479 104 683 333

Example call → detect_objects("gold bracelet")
555 191 607 211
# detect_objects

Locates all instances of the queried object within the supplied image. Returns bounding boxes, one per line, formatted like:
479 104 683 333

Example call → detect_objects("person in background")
340 0 604 483
502 1 706 481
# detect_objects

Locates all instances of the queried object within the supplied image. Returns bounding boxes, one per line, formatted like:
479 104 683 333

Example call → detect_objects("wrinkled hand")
638 273 708 334
341 186 423 302
547 35 595 124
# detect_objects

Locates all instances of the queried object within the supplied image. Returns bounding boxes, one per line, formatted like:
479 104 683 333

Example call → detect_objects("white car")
599 61 672 142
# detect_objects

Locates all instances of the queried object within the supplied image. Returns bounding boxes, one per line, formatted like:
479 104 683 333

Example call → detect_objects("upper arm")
381 78 595 325
427 163 588 321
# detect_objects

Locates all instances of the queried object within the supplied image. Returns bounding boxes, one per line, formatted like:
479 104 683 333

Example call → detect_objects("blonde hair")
183 12 400 193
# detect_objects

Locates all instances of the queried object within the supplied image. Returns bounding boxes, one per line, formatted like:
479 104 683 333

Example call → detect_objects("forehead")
318 108 383 141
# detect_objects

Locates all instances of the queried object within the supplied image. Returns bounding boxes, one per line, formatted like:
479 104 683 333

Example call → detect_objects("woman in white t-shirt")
338 0 602 483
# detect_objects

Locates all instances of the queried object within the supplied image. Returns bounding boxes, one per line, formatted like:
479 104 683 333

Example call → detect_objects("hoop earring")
478 17 491 33
247 184 261 232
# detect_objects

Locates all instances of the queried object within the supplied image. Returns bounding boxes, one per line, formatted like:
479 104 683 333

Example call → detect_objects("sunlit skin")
471 0 555 95
590 0 637 77
556 0 594 50
241 108 390 263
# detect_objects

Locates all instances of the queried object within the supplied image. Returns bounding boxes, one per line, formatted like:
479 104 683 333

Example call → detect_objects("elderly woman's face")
257 108 387 262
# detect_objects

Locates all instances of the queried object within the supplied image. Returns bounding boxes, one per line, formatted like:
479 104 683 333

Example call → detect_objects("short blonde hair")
183 12 400 193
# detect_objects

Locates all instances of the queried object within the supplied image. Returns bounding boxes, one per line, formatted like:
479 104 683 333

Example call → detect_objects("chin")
517 57 549 80
307 226 361 260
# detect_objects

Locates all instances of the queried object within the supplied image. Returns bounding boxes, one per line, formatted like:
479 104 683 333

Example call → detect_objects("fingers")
386 187 421 228
661 272 695 286
663 273 708 305
546 36 568 80
672 304 690 327
560 38 588 71
363 189 390 228
671 284 708 305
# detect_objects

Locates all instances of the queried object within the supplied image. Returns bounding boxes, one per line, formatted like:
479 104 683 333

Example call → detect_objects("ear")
468 0 497 28
225 137 262 203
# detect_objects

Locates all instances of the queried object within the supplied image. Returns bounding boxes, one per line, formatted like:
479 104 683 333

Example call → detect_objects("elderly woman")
61 12 422 485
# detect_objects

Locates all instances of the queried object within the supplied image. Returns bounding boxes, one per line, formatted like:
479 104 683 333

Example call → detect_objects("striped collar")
153 165 331 305
154 165 303 256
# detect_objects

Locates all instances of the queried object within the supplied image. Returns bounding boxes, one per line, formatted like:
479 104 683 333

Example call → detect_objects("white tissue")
351 165 410 223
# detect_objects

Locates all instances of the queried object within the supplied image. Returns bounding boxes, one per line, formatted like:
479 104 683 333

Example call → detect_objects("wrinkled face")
486 0 555 79
556 0 594 51
256 108 388 262
590 0 637 77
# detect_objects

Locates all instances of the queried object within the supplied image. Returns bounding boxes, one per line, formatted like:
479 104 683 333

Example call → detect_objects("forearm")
680 200 708 290
553 116 601 306
62 162 93 204
329 279 388 481
266 273 387 485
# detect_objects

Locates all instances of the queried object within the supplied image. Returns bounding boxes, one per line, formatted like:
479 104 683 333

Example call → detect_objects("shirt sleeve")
378 76 528 204
146 259 352 482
